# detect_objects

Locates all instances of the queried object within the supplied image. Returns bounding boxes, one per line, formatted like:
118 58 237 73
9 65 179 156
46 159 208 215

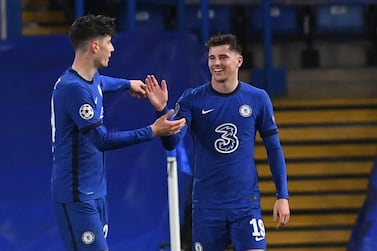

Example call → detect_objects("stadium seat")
314 4 365 36
249 5 299 38
135 4 168 32
185 5 232 38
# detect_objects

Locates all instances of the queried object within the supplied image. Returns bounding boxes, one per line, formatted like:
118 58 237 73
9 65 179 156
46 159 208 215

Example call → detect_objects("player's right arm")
66 81 184 151
84 110 185 151
154 106 188 151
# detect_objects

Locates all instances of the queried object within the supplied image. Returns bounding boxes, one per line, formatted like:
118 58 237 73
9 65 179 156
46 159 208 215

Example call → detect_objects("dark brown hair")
205 34 242 54
69 14 116 49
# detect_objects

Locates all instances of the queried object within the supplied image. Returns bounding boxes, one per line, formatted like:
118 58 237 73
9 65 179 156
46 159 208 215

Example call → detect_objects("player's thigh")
53 198 109 251
229 207 266 251
192 208 230 251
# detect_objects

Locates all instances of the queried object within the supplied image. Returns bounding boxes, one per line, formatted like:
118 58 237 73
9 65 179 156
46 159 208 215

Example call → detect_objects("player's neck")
71 55 97 82
211 77 239 94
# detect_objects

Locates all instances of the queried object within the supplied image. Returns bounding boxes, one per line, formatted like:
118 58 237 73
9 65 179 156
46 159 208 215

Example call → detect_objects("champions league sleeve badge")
79 104 94 120
81 231 95 245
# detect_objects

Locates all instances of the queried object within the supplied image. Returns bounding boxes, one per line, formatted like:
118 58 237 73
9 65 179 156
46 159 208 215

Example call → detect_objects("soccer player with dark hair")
146 33 290 251
50 14 185 251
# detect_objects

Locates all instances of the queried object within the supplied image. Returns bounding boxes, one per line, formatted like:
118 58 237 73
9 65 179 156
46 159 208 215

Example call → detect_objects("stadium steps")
251 98 377 251
21 0 69 36
286 68 377 99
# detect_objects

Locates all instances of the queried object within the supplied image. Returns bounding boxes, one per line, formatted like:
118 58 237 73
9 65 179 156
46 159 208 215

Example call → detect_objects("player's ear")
238 55 243 68
90 40 99 53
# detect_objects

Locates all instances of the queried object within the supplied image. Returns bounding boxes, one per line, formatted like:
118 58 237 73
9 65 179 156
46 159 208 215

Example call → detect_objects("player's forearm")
155 106 180 150
264 134 289 199
87 124 153 151
100 75 131 92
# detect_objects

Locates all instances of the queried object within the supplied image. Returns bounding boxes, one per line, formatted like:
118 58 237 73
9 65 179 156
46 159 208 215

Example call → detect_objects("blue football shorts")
192 206 266 251
53 197 109 251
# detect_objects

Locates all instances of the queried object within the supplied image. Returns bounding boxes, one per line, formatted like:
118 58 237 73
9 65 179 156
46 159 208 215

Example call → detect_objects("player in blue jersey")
145 34 290 251
50 14 185 251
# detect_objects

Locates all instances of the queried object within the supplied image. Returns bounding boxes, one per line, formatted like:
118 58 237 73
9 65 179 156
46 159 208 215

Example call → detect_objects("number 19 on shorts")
250 218 265 242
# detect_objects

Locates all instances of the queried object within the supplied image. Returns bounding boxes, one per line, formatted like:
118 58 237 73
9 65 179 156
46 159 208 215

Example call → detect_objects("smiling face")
208 44 243 85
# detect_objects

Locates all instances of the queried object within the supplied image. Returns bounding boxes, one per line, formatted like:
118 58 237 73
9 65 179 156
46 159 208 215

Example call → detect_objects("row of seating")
121 3 373 40
21 0 376 41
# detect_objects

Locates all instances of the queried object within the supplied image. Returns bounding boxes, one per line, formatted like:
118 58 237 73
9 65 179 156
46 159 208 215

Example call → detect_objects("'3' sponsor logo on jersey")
214 123 239 154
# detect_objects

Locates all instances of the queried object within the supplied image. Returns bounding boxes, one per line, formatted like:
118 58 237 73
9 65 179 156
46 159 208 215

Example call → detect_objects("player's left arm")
263 133 290 228
129 80 146 98
258 89 290 228
273 198 290 229
263 133 289 199
100 75 146 98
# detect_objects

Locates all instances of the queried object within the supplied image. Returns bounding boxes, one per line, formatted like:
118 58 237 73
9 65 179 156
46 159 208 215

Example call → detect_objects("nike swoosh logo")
255 236 265 242
201 109 214 114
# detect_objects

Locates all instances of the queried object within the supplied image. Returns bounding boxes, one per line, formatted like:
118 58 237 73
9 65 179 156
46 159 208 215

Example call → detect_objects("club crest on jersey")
79 104 94 120
81 231 95 245
239 104 252 117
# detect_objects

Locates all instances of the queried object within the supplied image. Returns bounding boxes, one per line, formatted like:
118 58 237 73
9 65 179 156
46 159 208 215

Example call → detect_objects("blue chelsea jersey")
51 69 123 202
175 82 279 209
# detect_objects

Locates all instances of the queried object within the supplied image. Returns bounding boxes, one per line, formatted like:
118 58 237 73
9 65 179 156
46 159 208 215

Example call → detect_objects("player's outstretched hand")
273 198 290 229
129 80 146 98
145 75 168 112
151 109 186 136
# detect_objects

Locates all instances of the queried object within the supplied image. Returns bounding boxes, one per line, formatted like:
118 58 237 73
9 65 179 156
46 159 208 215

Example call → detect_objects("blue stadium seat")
185 5 232 37
135 4 167 32
249 5 299 38
138 0 175 3
314 5 365 35
325 0 376 4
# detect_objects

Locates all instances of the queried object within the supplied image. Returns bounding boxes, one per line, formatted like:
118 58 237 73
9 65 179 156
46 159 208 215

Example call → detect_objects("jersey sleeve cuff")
155 106 169 117
276 193 289 200
124 79 131 89
147 125 154 137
